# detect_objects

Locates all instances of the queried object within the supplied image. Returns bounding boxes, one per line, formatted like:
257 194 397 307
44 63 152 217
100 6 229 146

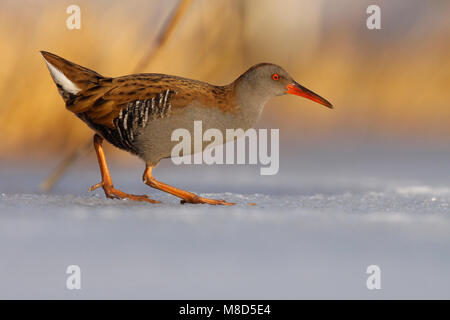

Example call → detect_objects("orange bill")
286 82 333 108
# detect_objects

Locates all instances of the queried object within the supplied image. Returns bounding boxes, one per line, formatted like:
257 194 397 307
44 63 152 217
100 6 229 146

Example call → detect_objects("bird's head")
236 63 333 109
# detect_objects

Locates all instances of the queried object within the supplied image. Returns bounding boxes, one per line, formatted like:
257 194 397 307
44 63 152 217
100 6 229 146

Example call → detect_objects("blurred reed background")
0 0 449 161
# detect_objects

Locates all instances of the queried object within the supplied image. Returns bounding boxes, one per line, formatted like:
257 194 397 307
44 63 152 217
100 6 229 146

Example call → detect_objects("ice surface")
0 145 449 299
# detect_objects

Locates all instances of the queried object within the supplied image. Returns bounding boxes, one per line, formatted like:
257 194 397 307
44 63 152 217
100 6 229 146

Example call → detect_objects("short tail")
40 51 104 102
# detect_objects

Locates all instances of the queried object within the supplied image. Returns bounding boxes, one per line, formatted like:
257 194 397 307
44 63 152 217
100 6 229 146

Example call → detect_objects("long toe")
105 187 160 203
181 196 235 206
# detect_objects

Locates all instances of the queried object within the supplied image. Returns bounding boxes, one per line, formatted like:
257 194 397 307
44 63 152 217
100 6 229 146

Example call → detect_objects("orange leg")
142 166 235 206
89 134 160 203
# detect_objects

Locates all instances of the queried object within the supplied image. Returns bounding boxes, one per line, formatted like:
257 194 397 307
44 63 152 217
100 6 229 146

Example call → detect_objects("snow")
0 145 450 299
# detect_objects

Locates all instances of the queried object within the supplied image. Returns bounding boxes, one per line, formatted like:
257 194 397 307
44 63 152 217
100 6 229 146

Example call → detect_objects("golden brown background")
1 0 449 160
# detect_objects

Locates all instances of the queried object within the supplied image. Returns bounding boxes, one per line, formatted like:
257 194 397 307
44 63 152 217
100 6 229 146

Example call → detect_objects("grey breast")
134 102 257 165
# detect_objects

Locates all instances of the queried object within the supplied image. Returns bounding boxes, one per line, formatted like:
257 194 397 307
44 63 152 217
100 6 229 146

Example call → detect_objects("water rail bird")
41 51 332 205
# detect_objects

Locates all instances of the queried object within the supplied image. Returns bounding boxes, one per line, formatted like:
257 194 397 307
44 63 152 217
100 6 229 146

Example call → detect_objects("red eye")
272 73 280 81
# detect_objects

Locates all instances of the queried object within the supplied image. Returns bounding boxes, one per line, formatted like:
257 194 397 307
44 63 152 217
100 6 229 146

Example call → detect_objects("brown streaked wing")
70 73 235 128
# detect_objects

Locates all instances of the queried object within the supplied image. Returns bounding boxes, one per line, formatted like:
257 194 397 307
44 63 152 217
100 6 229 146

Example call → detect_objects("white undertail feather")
43 59 81 94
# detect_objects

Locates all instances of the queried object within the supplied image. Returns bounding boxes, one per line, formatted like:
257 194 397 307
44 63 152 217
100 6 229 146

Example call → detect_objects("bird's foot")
180 195 235 206
89 182 160 203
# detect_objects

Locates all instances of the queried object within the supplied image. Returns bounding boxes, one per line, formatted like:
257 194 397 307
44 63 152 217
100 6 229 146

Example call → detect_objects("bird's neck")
227 79 271 128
